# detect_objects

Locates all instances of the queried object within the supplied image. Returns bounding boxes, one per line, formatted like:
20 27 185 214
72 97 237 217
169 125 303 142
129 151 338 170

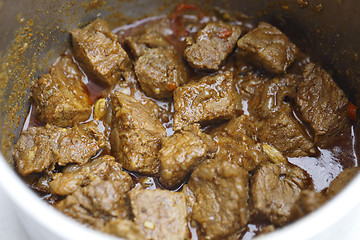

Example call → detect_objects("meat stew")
12 4 359 240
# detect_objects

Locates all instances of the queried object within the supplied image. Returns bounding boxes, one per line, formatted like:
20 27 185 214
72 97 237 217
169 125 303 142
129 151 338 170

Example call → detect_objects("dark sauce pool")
21 7 359 240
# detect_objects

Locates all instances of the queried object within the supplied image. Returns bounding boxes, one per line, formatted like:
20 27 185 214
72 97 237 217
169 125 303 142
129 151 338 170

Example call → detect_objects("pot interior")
0 0 359 239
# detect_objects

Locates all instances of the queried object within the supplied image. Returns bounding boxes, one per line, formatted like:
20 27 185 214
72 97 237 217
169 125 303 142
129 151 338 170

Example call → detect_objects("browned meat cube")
102 219 145 240
237 22 298 74
159 124 216 189
56 178 132 229
71 19 129 86
137 97 173 125
13 121 109 176
184 22 241 70
134 48 185 99
251 163 311 225
326 167 360 198
255 110 316 157
124 17 173 57
244 74 314 157
55 122 109 166
210 115 268 171
49 155 133 195
110 93 166 175
296 63 349 146
31 55 92 127
173 72 236 131
185 159 249 239
125 32 171 59
129 188 188 240
221 114 257 141
248 74 301 119
104 65 172 123
290 190 327 221
236 71 270 98
124 17 173 60
13 126 55 176
212 135 266 171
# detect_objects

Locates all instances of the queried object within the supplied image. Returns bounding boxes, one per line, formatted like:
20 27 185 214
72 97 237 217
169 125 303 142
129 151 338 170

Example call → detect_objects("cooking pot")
0 0 359 239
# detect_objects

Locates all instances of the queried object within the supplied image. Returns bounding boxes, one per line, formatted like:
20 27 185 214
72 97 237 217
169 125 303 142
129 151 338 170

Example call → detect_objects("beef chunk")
251 163 311 225
184 22 241 71
71 19 129 86
56 178 132 229
212 136 266 172
159 124 216 189
255 110 315 157
234 71 269 115
221 114 257 140
110 93 166 175
31 55 92 127
55 122 109 166
105 68 172 124
326 167 360 198
102 219 145 240
236 71 269 98
129 188 188 240
296 63 349 145
13 121 108 176
125 32 171 59
49 155 133 195
211 115 268 171
124 17 173 59
13 126 54 176
134 48 185 99
290 190 327 221
237 22 298 74
248 74 301 119
246 74 315 157
140 97 172 124
173 72 236 131
185 159 249 239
